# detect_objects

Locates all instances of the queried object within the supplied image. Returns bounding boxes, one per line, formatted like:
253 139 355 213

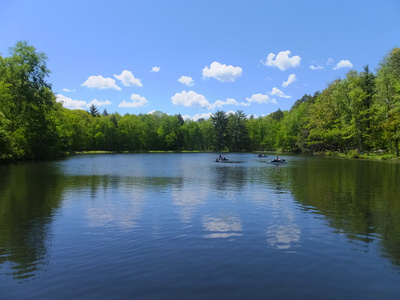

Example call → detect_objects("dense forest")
1 41 399 161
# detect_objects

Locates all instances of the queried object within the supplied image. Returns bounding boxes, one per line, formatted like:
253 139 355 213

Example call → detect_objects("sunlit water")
1 153 400 299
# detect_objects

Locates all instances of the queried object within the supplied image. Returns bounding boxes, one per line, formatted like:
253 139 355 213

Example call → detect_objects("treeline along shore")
1 41 400 162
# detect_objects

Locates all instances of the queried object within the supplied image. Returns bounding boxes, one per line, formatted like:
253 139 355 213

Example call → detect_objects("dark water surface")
1 153 400 299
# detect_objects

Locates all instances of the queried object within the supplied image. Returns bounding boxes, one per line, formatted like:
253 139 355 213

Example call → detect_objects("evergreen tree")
89 104 100 117
211 110 228 151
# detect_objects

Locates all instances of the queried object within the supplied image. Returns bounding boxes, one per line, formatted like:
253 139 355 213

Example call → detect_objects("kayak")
270 158 287 163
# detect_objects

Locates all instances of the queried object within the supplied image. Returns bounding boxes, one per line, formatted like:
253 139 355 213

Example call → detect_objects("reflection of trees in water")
69 175 185 230
0 164 64 281
285 160 400 266
0 164 190 281
212 164 248 191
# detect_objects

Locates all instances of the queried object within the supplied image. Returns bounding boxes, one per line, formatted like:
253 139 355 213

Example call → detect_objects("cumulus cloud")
172 91 211 108
193 113 213 121
82 75 121 90
114 70 142 87
90 99 112 106
182 112 213 121
310 65 323 70
246 93 277 104
62 88 76 92
333 60 353 70
270 87 291 98
209 98 249 110
202 62 242 82
171 91 248 110
178 76 194 86
262 50 301 71
151 66 160 72
56 94 87 109
118 94 148 108
282 74 297 87
56 94 111 110
327 58 334 65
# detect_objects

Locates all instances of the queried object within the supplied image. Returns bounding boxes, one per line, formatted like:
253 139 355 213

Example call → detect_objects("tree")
175 114 185 150
375 48 400 156
306 80 344 152
156 115 180 151
89 104 100 117
227 110 249 151
0 41 61 158
117 114 146 151
181 120 201 151
198 119 215 151
270 109 284 122
211 110 228 151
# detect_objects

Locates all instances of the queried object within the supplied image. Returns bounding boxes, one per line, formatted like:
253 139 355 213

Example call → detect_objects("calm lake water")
1 153 400 299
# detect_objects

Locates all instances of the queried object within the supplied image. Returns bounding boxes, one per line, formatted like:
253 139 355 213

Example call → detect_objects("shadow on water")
0 158 189 282
0 163 64 281
283 158 400 267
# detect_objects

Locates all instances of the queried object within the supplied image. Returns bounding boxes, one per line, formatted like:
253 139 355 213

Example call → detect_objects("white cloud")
151 66 160 72
270 87 291 98
178 76 194 86
181 113 213 121
118 94 148 108
114 70 142 87
310 65 323 70
172 91 211 108
209 98 249 110
82 75 121 90
202 62 242 82
62 88 76 92
246 93 276 104
282 74 297 87
171 91 248 110
56 94 87 109
89 99 112 106
327 58 334 65
56 94 111 110
147 110 169 116
262 50 301 71
333 60 353 70
194 113 213 121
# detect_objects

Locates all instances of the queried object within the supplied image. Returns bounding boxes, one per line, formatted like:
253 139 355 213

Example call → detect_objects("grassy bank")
317 150 399 162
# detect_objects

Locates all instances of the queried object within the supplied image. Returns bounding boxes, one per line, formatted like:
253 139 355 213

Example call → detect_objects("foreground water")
1 153 400 299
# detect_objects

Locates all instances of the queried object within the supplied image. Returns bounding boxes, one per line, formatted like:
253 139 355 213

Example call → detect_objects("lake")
1 153 400 299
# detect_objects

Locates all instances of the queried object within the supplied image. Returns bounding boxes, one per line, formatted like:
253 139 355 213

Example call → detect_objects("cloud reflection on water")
202 215 243 239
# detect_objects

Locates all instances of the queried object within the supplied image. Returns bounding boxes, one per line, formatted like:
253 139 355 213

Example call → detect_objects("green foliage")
0 41 62 159
211 110 228 151
89 104 100 117
227 110 249 151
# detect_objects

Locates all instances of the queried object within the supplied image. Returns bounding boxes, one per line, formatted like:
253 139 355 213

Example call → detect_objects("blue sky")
1 0 399 120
